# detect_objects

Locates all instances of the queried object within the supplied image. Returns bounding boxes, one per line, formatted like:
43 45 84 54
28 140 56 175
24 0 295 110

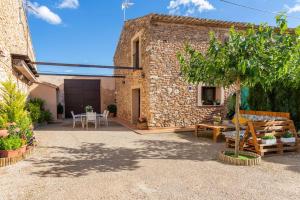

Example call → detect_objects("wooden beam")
31 61 142 70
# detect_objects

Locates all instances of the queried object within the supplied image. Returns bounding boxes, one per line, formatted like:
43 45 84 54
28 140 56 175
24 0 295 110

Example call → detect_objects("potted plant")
85 105 93 113
137 117 148 130
107 104 117 117
57 103 64 119
213 115 222 125
0 117 8 138
213 99 221 106
280 131 296 143
0 135 23 158
261 135 277 145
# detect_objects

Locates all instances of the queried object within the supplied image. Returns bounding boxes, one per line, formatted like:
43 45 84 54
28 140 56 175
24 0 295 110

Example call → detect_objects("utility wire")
219 0 300 20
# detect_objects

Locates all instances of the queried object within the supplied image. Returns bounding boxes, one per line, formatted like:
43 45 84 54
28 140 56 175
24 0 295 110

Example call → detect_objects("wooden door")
64 79 100 118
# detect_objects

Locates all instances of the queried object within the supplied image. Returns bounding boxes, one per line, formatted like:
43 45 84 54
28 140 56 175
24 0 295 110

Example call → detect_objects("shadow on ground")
29 136 220 177
263 153 300 174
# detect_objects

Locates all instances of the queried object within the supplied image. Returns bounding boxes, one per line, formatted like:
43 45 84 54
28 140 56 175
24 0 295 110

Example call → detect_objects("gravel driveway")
0 120 299 200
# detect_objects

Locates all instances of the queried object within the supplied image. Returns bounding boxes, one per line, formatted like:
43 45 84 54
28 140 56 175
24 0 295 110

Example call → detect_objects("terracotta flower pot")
0 149 19 158
137 122 148 130
0 129 9 138
0 146 27 158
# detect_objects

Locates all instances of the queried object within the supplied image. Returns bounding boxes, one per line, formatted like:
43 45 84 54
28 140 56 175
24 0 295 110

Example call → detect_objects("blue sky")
27 0 300 75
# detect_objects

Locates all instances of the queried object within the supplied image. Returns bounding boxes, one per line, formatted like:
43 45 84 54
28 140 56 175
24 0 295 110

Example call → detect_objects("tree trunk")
234 78 241 157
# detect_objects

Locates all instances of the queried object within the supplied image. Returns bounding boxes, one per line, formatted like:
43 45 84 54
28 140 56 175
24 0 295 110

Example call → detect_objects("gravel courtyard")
0 121 299 200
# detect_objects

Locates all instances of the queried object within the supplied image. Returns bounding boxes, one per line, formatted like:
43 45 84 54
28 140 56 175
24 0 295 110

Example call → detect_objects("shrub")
27 103 41 123
41 110 53 123
28 98 45 110
0 78 27 124
57 103 64 115
27 98 52 123
0 136 23 150
107 104 117 117
0 115 7 129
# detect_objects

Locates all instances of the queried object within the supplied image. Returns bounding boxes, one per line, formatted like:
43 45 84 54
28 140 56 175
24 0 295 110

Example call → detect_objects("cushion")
222 130 246 139
232 116 249 125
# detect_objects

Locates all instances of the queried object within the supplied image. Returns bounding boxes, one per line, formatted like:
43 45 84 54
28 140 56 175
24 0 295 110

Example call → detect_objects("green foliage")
262 135 276 140
107 104 117 116
0 78 27 124
0 115 7 129
282 131 294 138
28 98 45 110
177 15 300 156
177 14 300 90
0 135 23 150
27 103 41 123
57 103 64 114
248 83 300 129
41 110 53 123
85 105 93 112
27 98 52 123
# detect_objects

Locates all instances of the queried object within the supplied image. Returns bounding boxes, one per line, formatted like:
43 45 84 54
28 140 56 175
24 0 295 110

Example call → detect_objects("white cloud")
285 0 300 13
27 1 62 25
58 0 79 9
168 0 215 15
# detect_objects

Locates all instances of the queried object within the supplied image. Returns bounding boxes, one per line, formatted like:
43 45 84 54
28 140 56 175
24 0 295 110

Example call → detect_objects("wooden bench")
225 110 291 150
240 120 300 156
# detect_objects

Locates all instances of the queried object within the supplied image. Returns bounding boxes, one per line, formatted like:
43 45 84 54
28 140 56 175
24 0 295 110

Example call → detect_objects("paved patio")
0 120 300 200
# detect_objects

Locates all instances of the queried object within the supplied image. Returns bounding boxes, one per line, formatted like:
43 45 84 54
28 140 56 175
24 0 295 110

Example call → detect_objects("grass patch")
224 152 256 160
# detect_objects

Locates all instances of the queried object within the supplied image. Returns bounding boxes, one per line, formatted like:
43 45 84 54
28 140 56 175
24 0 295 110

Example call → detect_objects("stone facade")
0 0 36 94
114 14 244 128
38 75 116 118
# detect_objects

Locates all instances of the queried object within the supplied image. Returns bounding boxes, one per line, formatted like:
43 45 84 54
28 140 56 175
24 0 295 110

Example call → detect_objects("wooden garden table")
194 123 234 143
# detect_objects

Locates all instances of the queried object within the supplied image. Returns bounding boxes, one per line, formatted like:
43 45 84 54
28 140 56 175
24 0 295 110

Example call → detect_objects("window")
133 39 140 68
198 85 224 106
131 32 142 69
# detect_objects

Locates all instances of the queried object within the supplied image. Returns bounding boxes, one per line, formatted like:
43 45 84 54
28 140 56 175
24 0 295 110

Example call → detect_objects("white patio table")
80 113 104 128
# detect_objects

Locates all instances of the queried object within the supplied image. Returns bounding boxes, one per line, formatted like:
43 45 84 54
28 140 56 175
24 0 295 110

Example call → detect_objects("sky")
27 0 300 76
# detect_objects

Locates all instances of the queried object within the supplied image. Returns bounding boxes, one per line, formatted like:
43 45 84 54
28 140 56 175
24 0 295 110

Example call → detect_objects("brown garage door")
64 79 100 118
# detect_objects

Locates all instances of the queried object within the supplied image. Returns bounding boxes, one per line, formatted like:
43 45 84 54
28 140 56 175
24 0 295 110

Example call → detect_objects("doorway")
131 88 140 124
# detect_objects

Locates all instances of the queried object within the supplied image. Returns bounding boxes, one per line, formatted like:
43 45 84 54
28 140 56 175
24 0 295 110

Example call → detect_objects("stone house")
0 0 37 94
114 14 250 128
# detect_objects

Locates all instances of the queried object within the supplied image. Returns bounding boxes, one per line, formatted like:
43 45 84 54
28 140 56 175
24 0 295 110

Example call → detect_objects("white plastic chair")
71 111 83 128
99 110 109 126
86 112 97 129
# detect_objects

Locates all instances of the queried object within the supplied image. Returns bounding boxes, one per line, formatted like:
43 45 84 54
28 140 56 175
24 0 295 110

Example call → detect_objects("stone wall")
114 15 238 128
38 75 116 118
0 0 36 94
114 17 152 123
147 22 235 127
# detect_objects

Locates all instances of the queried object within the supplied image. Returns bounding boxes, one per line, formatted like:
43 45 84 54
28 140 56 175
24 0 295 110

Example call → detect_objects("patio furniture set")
194 110 300 156
71 110 110 129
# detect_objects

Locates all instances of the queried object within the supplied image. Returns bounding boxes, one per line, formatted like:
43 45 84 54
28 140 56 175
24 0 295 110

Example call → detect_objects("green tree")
178 15 300 157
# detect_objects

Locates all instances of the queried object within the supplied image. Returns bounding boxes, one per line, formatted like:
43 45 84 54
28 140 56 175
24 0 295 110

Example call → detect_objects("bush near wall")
248 84 300 129
27 98 53 124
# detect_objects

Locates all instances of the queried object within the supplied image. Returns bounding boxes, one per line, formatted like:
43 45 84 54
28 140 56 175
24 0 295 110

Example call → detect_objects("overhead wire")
219 0 300 20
